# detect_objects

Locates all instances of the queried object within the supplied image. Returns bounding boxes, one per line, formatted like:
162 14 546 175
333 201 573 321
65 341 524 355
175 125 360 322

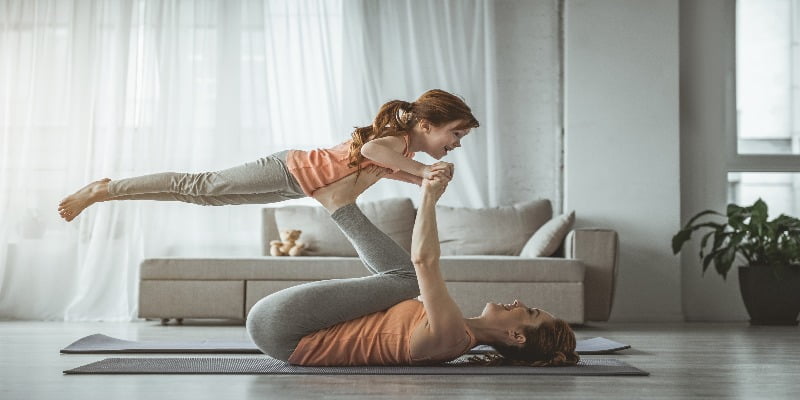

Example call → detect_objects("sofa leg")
160 318 170 325
176 318 184 325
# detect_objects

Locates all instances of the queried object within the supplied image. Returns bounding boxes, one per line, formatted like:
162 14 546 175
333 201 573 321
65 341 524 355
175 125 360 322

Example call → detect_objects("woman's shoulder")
409 315 476 364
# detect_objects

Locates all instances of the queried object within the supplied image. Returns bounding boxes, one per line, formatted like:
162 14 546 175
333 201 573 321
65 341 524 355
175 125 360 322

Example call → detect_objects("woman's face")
480 299 555 331
419 119 471 160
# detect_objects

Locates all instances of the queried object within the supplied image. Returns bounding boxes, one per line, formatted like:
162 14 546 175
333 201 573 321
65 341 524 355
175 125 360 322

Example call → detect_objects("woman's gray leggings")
106 151 306 205
245 203 420 362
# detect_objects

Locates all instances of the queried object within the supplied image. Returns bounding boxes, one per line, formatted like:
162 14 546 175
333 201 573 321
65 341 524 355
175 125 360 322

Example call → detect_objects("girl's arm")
361 136 450 180
383 170 423 186
410 176 467 346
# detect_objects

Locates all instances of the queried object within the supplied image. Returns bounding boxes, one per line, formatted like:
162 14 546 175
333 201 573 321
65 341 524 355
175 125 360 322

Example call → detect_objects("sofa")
138 198 619 325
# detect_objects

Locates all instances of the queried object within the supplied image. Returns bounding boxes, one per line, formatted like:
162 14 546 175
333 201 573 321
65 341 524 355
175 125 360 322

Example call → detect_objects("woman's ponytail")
466 318 579 367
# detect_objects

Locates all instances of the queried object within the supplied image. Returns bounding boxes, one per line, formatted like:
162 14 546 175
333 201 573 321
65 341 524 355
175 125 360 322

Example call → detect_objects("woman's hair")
347 89 480 168
467 318 580 367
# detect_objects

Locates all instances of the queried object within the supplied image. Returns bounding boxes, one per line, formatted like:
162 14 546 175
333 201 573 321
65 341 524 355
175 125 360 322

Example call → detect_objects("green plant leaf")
752 198 768 224
726 203 744 217
672 229 692 254
699 230 716 259
702 249 724 275
672 222 725 254
714 246 737 280
684 209 723 229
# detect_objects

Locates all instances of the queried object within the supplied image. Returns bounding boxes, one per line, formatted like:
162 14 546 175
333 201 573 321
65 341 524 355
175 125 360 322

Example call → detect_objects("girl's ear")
417 118 431 134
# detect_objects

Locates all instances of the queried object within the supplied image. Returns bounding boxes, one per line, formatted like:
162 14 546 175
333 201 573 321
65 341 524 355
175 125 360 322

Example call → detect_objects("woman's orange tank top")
286 299 476 366
285 135 414 196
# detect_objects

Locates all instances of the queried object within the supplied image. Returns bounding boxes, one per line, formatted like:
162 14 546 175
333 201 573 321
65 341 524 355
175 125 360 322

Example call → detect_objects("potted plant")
672 198 800 325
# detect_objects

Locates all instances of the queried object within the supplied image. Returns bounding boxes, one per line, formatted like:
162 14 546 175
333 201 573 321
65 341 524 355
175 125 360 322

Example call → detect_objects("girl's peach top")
286 135 414 196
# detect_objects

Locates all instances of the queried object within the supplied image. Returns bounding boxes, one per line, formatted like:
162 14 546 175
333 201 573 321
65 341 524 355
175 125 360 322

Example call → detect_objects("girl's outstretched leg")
58 178 112 222
57 151 303 221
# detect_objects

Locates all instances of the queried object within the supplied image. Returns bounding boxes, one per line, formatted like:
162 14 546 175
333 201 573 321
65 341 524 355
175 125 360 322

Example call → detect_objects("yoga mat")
61 334 630 355
63 356 649 376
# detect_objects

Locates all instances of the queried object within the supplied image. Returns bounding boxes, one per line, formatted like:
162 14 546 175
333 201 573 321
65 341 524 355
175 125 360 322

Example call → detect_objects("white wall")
564 0 683 321
679 0 748 321
494 0 563 209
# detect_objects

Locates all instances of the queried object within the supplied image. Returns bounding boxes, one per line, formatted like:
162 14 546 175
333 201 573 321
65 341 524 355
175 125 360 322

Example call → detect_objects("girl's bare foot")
58 178 112 222
313 166 388 213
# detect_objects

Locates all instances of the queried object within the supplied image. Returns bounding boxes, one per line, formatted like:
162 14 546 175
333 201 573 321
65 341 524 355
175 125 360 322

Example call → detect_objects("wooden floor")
1 320 798 400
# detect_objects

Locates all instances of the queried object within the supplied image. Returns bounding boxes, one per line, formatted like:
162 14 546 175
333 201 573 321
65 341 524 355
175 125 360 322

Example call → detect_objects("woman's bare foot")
58 178 112 221
313 166 388 213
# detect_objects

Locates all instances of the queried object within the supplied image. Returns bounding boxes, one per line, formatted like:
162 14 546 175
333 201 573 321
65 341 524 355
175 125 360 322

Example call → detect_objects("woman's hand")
421 173 450 203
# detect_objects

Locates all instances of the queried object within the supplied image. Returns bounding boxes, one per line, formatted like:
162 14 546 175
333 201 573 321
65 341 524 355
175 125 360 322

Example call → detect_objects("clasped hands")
422 161 452 200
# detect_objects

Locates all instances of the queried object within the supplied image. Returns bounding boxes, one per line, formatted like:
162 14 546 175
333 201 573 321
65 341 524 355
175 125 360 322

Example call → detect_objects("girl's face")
419 119 471 160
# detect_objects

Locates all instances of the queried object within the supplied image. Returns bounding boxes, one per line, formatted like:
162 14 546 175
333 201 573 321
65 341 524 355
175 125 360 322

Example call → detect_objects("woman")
246 166 579 367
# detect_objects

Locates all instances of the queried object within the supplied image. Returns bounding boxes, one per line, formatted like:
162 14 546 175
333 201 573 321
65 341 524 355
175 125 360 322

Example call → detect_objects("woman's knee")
246 295 297 361
246 297 283 357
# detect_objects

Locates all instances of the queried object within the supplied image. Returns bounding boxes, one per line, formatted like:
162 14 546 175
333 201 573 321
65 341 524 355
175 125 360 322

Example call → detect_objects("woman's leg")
246 167 420 361
58 151 303 221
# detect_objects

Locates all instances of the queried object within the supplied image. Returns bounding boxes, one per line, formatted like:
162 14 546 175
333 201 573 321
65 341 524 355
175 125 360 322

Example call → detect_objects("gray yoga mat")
61 334 630 355
63 356 649 376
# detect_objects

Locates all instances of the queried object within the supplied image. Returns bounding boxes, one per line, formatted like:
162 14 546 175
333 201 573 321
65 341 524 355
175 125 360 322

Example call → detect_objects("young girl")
57 89 479 221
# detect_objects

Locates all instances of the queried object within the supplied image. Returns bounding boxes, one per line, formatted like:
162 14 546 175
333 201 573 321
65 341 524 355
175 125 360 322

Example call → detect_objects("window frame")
729 0 800 173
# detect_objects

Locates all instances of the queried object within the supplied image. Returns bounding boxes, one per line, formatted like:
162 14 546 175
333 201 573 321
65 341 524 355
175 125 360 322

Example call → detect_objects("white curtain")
0 0 496 320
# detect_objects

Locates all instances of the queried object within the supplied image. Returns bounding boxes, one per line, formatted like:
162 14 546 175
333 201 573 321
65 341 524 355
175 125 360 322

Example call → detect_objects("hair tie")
397 108 413 125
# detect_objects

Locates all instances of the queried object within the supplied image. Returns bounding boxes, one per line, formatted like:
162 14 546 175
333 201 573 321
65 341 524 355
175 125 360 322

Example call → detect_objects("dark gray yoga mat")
61 334 630 355
63 356 649 376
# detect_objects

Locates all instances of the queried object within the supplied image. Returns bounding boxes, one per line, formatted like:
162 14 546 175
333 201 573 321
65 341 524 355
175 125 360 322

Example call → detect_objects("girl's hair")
467 318 580 367
347 89 480 168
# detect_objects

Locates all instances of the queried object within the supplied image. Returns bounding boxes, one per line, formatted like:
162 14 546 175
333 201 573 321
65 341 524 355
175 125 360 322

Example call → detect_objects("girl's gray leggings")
107 151 306 205
245 203 420 362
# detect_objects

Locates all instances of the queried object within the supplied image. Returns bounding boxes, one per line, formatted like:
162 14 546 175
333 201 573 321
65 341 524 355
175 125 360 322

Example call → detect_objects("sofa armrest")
564 228 619 321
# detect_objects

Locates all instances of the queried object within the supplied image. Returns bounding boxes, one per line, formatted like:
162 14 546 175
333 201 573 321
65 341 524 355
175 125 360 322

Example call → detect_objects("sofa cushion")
140 256 585 282
520 211 576 257
272 198 415 256
436 199 552 256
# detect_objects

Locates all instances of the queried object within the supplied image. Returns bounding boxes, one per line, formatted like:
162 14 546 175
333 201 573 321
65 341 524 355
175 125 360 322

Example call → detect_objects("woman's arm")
411 176 466 343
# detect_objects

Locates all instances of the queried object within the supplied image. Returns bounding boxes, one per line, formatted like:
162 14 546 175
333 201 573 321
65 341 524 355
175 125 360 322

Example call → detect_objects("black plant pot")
738 265 800 326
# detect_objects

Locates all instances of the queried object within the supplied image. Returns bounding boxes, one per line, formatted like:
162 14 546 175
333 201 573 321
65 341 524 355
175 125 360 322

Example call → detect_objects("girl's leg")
58 151 303 221
246 167 420 361
107 151 301 198
106 190 303 206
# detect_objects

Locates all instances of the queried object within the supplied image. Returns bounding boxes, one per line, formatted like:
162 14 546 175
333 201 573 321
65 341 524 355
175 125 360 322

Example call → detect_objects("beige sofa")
138 198 619 325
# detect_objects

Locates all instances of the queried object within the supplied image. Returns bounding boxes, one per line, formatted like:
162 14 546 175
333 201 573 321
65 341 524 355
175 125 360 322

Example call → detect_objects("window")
733 0 800 216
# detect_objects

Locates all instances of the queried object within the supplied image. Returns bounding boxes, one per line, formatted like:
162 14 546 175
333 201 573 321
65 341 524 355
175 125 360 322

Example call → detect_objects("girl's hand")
423 162 454 180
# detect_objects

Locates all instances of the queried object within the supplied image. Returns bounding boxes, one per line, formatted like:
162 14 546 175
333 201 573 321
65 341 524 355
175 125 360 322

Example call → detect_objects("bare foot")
313 166 388 213
58 178 112 221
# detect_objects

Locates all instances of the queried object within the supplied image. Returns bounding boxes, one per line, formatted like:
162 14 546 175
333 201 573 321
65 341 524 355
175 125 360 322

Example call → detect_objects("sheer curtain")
0 0 496 320
342 0 496 206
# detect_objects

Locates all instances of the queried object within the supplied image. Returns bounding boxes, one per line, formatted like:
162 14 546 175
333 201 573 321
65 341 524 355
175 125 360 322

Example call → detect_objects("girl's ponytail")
348 100 414 168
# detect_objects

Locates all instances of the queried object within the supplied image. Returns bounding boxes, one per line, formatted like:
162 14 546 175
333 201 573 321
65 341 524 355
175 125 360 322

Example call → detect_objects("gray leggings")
245 203 420 362
107 151 306 205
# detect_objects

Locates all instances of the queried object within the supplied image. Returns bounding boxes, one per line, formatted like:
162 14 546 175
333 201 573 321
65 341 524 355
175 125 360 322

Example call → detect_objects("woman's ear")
506 329 527 346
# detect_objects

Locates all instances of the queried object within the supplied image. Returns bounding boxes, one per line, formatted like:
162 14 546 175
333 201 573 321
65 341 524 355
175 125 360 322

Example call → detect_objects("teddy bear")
269 229 307 256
